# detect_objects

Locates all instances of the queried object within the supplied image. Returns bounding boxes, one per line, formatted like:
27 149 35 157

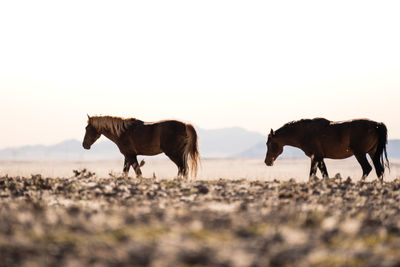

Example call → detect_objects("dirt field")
1 168 400 267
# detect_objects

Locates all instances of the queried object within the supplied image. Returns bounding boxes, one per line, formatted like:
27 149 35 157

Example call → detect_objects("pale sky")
1 0 399 149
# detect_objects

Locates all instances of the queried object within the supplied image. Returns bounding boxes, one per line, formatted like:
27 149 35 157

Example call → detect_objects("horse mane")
276 118 330 135
88 116 140 136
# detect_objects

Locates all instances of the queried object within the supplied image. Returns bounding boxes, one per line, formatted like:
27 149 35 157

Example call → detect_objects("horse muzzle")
82 142 91 150
265 158 274 166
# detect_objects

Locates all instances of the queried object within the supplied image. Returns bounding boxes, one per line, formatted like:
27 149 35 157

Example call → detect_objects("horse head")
265 129 283 166
83 116 101 149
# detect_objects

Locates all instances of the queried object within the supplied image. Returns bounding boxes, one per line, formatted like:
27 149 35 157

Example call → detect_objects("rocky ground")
1 170 400 267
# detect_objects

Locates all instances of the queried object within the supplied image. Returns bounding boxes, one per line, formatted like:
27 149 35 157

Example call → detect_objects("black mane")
276 118 330 135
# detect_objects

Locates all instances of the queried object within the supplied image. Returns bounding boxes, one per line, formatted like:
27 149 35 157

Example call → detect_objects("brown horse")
83 115 200 179
265 118 389 181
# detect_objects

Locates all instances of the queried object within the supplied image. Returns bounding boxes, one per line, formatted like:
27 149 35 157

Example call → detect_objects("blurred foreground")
1 172 400 266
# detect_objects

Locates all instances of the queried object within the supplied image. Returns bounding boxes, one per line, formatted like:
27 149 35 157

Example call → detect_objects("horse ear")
87 114 91 119
269 129 274 136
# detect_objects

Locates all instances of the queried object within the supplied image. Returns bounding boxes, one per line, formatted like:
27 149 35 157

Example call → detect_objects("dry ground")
2 158 400 180
1 169 400 266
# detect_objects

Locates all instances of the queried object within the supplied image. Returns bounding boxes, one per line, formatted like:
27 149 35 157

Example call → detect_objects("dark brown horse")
265 118 389 181
83 115 200 179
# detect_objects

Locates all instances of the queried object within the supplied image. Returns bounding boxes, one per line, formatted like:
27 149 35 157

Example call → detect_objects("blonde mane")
88 116 138 136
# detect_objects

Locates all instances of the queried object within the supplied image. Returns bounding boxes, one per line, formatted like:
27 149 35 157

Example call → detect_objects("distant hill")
0 127 265 160
387 140 400 158
0 139 121 161
0 128 398 160
197 127 265 157
237 139 400 159
236 141 305 158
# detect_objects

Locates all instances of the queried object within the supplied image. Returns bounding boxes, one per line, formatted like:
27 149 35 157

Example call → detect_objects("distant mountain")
0 139 121 161
0 127 266 160
197 127 265 157
0 128 398 160
387 140 400 158
237 139 400 159
236 141 305 158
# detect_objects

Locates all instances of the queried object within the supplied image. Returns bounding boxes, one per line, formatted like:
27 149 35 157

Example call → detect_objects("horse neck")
97 128 119 144
275 130 302 148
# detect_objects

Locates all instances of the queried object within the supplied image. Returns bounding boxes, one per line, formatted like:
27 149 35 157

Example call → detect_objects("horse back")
347 119 381 152
156 120 188 150
319 119 381 157
119 120 188 155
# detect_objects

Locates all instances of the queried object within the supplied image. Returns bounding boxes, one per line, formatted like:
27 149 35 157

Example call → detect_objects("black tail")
376 122 390 172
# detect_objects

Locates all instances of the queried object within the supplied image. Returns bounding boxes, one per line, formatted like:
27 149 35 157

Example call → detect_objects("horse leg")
354 153 372 181
309 156 319 181
369 152 384 181
181 159 189 179
318 159 329 179
123 157 131 178
131 156 143 178
174 155 188 179
165 152 187 179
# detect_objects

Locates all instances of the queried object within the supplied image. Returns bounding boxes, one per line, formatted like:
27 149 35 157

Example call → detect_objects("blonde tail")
185 124 200 178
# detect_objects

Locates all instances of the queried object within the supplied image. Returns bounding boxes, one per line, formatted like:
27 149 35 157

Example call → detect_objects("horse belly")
142 149 162 156
130 127 163 156
141 146 162 155
325 148 353 159
135 138 162 155
321 136 353 159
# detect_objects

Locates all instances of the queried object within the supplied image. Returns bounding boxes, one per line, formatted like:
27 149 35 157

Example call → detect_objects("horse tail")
185 124 200 178
376 122 390 171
